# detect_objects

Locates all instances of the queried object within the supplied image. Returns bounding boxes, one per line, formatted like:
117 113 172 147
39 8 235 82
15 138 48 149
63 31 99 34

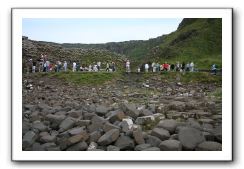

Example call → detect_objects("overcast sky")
22 18 183 44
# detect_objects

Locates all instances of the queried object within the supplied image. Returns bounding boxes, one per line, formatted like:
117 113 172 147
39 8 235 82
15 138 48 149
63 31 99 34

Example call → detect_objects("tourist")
186 62 190 72
106 62 110 72
76 63 80 71
171 63 175 71
176 62 180 71
32 60 36 73
211 64 217 75
137 67 141 73
93 64 98 72
26 58 32 73
126 60 130 73
43 61 47 72
80 65 84 71
145 63 149 72
163 62 169 71
156 63 160 72
72 62 76 72
46 60 50 72
97 61 101 71
190 61 194 72
57 61 61 72
89 64 92 71
111 62 116 72
182 62 185 71
63 61 67 72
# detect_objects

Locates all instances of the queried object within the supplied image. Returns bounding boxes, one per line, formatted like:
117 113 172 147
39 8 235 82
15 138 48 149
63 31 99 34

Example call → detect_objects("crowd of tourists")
26 54 117 73
134 61 195 73
25 54 218 74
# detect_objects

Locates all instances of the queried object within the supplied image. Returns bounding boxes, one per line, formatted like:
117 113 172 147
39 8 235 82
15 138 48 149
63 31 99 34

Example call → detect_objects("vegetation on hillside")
23 18 222 70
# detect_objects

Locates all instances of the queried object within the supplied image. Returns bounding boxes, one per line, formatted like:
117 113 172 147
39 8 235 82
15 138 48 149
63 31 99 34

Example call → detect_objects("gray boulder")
115 136 135 150
140 109 153 116
157 119 177 134
40 134 56 143
168 101 186 111
107 145 120 151
32 142 45 151
41 142 57 150
135 144 151 151
89 131 102 143
135 115 155 125
159 140 182 151
145 135 162 147
66 132 89 147
151 128 170 141
97 129 120 146
121 103 140 119
95 105 110 116
107 110 125 123
88 115 106 133
196 141 222 151
68 127 85 136
103 122 120 132
178 127 205 150
23 131 38 149
32 121 48 132
59 117 76 132
46 114 66 128
66 141 88 151
187 118 202 130
75 120 91 127
133 129 145 145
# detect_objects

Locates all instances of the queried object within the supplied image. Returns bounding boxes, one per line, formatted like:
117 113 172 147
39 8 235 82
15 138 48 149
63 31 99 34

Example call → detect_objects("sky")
22 18 183 44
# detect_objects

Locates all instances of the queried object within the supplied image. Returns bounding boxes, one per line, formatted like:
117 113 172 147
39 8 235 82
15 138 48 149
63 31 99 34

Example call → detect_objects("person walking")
190 61 194 72
32 60 36 73
126 60 130 73
106 62 110 72
97 61 101 71
63 61 67 72
72 62 76 72
145 63 149 72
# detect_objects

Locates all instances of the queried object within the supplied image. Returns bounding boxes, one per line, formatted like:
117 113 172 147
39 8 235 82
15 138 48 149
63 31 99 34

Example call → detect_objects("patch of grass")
142 72 221 84
35 71 221 86
208 87 222 99
45 71 121 86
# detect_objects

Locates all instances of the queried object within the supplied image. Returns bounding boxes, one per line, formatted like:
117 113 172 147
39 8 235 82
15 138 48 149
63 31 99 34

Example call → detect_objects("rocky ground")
22 72 222 151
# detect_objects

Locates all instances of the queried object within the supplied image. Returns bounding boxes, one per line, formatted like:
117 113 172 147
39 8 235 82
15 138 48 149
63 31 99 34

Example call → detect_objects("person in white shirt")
126 60 130 73
190 62 194 72
145 63 149 72
63 61 67 72
72 62 76 72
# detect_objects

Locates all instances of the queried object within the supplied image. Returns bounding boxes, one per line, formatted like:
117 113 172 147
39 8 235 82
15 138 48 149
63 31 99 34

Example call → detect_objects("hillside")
22 37 128 70
22 18 222 69
147 18 222 68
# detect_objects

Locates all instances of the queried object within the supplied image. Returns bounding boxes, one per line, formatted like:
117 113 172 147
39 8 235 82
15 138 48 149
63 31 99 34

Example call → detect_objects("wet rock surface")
22 73 222 151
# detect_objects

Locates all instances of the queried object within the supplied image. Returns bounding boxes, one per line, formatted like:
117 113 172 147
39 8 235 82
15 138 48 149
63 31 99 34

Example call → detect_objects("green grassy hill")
147 18 222 69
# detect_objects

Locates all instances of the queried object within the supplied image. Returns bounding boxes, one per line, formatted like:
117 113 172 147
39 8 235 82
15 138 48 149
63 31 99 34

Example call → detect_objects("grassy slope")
37 71 221 87
153 18 222 69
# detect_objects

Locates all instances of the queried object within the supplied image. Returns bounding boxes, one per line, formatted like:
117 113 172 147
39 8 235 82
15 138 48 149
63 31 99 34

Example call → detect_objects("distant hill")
22 37 128 70
22 18 222 69
149 18 222 68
